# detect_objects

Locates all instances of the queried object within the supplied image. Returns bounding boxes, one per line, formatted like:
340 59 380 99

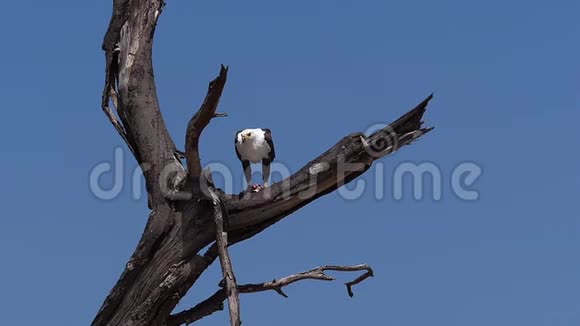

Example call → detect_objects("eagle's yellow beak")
241 133 251 142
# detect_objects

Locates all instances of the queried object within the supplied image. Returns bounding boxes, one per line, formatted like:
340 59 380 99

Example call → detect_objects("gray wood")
93 1 435 325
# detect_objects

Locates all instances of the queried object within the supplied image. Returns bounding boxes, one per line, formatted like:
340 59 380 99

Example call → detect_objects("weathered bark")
93 1 435 325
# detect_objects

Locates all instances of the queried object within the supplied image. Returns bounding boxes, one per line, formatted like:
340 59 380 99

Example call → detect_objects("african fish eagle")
234 128 275 190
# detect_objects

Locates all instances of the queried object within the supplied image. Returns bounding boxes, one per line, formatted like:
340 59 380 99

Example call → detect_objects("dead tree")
93 1 435 325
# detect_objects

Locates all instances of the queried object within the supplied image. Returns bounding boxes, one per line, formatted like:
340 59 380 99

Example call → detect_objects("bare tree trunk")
93 1 435 325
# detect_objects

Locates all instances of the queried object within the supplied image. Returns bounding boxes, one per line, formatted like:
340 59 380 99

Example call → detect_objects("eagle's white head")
235 128 271 163
235 128 266 146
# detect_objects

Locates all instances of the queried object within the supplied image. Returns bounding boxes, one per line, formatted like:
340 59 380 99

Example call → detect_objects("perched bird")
234 128 275 191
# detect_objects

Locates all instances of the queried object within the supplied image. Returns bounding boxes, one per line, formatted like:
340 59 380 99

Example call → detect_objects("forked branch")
168 264 374 325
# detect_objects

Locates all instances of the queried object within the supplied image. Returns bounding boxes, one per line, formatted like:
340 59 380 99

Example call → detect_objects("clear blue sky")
0 0 578 325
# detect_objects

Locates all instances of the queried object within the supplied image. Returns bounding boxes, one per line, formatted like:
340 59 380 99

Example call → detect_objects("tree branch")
208 184 241 326
185 65 229 178
100 0 182 205
221 94 434 240
168 264 373 325
101 7 139 161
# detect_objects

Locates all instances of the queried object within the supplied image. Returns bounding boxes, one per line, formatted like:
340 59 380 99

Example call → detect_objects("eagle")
234 128 275 191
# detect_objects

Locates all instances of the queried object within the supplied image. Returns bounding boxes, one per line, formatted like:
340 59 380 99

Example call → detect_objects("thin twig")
168 264 373 325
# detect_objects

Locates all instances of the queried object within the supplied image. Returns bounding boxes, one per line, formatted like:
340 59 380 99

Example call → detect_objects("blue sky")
0 0 578 325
